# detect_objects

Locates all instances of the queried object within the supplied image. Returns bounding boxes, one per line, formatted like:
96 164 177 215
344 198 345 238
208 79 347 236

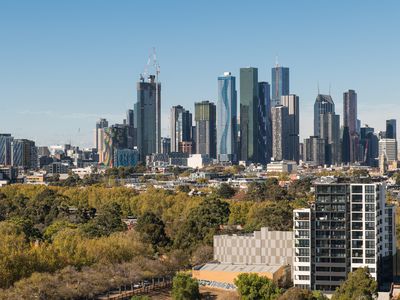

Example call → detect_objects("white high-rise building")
293 180 396 292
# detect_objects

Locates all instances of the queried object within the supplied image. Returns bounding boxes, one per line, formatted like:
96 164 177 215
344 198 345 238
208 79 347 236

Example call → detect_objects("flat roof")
197 263 283 274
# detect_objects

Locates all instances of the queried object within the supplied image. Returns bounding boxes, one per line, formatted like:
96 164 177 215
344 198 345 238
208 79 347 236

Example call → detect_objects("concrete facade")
213 227 293 265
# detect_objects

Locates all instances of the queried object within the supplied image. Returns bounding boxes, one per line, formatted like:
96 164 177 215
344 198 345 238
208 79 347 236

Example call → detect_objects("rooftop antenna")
275 55 279 67
317 81 320 95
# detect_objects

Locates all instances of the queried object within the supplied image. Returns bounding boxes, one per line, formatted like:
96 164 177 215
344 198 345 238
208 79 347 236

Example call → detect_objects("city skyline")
1 1 400 147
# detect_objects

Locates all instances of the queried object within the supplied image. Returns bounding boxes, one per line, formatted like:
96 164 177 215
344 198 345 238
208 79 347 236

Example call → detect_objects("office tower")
386 119 397 140
179 141 193 154
379 139 397 163
258 82 272 164
293 181 396 291
126 109 135 149
240 67 259 162
11 139 37 169
191 126 197 153
95 119 108 151
343 90 357 134
281 94 300 162
161 137 171 154
303 136 326 166
217 72 238 163
271 105 289 161
342 90 359 163
0 134 13 166
360 126 379 167
319 112 341 165
271 65 289 107
313 94 335 137
97 127 113 166
195 101 216 158
171 105 192 153
135 75 161 160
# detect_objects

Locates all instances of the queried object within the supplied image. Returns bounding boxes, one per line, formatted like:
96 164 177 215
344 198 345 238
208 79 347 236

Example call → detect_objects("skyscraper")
271 105 289 161
95 118 108 151
170 105 192 153
258 82 272 164
195 101 216 158
360 125 378 167
313 94 335 137
217 72 238 162
271 65 289 107
0 134 13 166
303 136 326 166
343 90 358 163
386 119 397 140
126 109 135 149
319 112 341 165
343 90 357 134
281 94 300 162
240 67 258 162
135 75 161 160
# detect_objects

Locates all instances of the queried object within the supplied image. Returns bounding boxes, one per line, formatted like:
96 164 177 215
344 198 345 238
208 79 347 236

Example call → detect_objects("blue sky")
1 0 399 147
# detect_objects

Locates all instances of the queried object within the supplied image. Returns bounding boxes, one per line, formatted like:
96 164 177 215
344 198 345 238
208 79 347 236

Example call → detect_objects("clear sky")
1 0 399 148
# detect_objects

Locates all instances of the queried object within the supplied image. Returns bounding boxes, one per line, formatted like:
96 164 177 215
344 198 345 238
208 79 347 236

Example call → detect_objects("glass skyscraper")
217 72 238 162
170 105 192 153
313 94 335 137
240 67 258 162
271 66 289 107
258 82 272 164
386 119 397 139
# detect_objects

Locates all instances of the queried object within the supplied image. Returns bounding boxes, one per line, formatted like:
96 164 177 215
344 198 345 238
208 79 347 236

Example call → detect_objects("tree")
331 268 378 300
81 202 126 237
172 273 200 300
234 273 282 300
215 183 236 199
278 287 328 300
174 197 230 249
245 201 293 232
135 211 170 251
246 178 288 201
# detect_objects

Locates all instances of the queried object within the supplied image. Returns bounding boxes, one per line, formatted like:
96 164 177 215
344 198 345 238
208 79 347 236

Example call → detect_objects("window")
316 266 330 272
352 249 363 257
365 231 375 239
365 240 375 249
365 185 375 193
352 240 363 248
296 266 310 271
366 250 375 258
316 276 330 281
352 258 363 263
352 194 363 202
352 204 363 212
353 231 363 239
366 258 375 264
352 185 363 193
365 222 375 230
365 213 375 221
352 222 363 230
365 194 375 202
298 275 310 280
352 213 362 221
365 204 375 212
331 267 345 272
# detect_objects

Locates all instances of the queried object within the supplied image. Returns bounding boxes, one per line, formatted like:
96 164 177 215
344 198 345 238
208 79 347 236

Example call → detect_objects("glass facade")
217 73 237 162
271 66 289 107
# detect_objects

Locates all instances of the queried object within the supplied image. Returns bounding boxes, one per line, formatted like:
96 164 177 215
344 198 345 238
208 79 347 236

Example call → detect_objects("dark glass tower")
258 82 272 164
271 66 289 107
386 119 397 140
240 67 258 162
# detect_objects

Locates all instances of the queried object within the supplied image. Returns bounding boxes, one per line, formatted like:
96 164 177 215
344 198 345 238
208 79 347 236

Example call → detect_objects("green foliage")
215 183 236 199
172 273 200 300
81 202 126 237
234 273 282 300
245 201 293 231
174 197 230 249
246 178 288 201
135 211 170 251
331 267 378 300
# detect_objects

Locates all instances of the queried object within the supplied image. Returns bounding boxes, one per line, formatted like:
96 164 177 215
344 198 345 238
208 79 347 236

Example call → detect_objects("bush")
172 273 200 300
